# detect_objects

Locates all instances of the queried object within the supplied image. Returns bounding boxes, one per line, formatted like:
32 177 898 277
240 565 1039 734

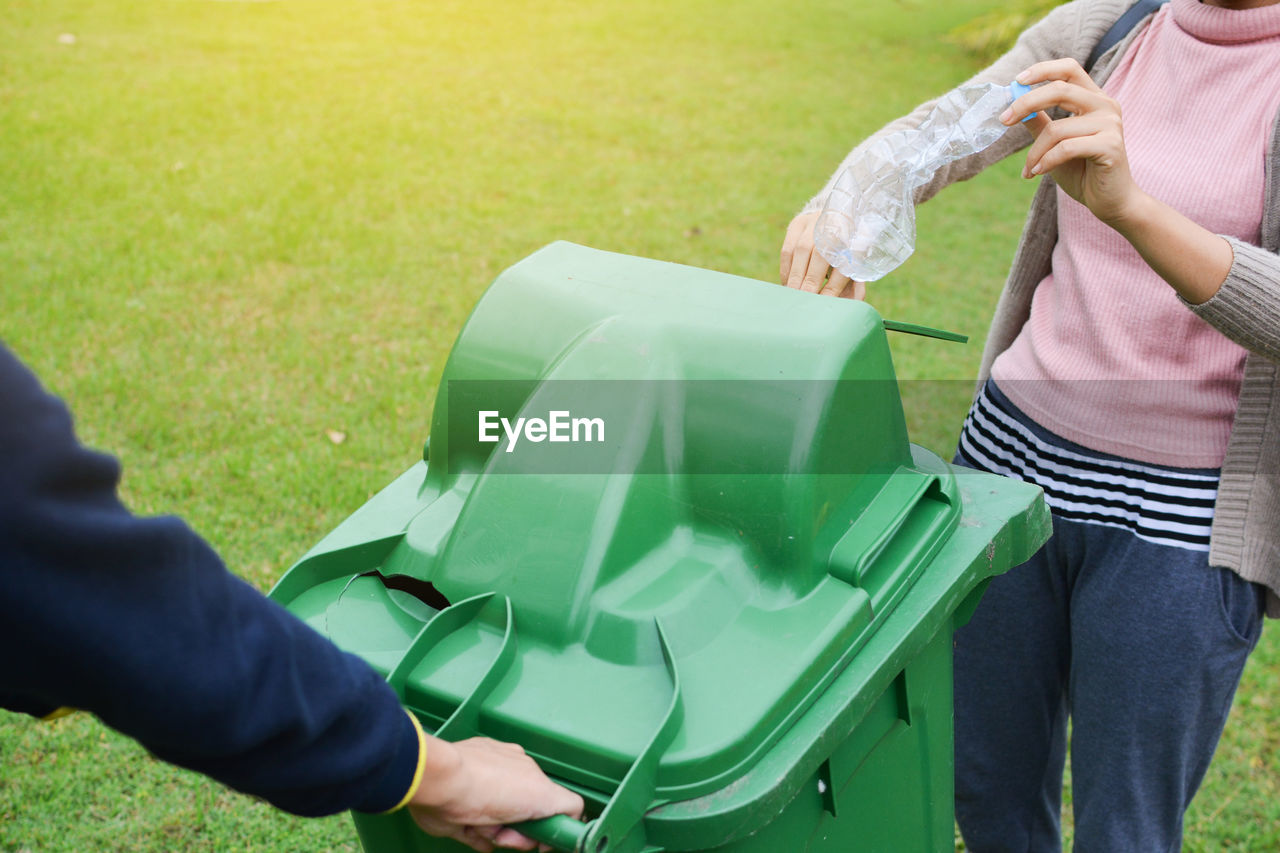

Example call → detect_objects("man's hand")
780 211 867 299
407 736 585 852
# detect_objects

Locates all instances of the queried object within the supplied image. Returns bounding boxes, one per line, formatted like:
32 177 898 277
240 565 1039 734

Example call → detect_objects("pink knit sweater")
990 0 1280 468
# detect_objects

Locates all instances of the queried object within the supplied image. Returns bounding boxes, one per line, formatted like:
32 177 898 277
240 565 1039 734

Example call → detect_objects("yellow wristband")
382 710 428 814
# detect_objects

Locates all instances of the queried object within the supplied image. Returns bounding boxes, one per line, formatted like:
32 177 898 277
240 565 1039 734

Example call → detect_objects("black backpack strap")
1086 0 1170 71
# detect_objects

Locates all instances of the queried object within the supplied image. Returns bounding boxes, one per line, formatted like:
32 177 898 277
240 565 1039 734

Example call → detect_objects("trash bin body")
349 623 959 853
270 242 1049 853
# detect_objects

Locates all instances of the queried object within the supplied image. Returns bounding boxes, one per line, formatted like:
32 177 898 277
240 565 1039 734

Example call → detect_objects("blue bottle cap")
1009 81 1036 123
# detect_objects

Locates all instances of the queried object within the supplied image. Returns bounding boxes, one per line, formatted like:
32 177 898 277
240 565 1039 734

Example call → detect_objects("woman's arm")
1009 58 1233 304
1008 58 1280 359
780 0 1133 296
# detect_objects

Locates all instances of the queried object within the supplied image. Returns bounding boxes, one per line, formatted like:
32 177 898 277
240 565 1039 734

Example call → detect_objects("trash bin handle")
511 815 592 852
514 619 683 853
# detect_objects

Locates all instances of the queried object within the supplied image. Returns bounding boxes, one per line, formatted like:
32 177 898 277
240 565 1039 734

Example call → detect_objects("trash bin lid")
271 243 1038 814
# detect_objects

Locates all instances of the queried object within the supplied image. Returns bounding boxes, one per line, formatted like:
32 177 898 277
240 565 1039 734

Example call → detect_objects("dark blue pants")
952 510 1265 852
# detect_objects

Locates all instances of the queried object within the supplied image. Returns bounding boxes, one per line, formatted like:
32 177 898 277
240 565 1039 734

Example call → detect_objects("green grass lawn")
1 0 1275 849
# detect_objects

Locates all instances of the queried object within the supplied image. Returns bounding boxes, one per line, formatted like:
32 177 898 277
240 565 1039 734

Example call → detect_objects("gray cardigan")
804 0 1280 616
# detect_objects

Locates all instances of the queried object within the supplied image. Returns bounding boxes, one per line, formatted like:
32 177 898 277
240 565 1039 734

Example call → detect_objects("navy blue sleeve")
0 342 420 817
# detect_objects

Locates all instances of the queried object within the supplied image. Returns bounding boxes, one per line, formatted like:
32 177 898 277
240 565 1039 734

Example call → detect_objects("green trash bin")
269 242 1050 853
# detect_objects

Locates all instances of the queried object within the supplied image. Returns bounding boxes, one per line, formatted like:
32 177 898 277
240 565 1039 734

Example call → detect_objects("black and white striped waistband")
956 382 1218 551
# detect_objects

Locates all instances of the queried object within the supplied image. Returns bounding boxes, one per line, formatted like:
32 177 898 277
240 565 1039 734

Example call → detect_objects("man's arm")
0 342 583 844
0 341 425 815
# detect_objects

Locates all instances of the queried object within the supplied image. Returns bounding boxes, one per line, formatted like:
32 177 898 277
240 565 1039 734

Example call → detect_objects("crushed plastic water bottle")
815 81 1032 282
